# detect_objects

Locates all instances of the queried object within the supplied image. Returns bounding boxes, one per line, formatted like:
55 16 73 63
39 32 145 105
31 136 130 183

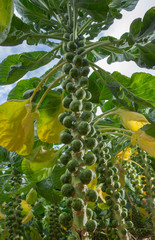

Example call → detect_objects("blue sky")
0 0 154 104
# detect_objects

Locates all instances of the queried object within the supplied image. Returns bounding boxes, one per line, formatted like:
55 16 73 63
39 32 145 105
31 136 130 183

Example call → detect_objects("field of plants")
0 0 155 239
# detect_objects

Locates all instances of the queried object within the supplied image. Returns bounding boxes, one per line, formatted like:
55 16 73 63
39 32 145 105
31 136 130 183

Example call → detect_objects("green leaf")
0 0 14 44
14 0 57 31
7 78 40 100
35 177 63 203
142 124 155 138
0 51 54 85
30 227 43 240
22 146 58 182
49 165 66 190
111 72 155 107
0 15 31 46
88 72 112 103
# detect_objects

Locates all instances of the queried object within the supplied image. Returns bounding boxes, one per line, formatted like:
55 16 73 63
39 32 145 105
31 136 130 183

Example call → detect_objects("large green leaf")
0 51 55 85
0 15 31 46
112 72 155 107
0 0 14 44
14 0 58 31
142 123 155 138
90 69 155 109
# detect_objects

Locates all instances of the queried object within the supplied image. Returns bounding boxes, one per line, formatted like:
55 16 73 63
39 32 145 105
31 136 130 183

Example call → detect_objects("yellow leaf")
22 209 33 224
137 207 150 218
20 200 31 215
116 108 149 132
131 129 155 157
0 99 39 155
87 164 97 190
117 147 132 160
37 101 65 144
96 188 108 203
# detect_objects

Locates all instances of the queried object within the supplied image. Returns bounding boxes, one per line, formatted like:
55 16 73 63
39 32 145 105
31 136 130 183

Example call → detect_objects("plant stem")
36 74 66 109
73 0 78 40
82 40 121 55
31 33 67 41
30 60 66 102
67 0 72 27
100 132 132 138
99 127 132 133
94 109 118 125
78 18 93 35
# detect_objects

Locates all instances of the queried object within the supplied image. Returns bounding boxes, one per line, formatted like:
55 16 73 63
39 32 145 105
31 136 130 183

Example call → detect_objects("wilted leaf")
131 129 155 157
116 147 132 160
0 99 39 155
116 108 150 131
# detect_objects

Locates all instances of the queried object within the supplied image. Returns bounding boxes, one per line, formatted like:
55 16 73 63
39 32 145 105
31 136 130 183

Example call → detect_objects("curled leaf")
0 99 39 155
131 129 155 157
116 108 149 131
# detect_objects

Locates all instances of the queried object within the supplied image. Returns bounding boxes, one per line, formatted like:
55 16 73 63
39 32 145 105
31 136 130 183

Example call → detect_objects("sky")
0 0 154 104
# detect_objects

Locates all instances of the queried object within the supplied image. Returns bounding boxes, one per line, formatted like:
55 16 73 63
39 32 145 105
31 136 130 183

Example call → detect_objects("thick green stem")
73 0 78 40
78 18 93 35
31 33 67 41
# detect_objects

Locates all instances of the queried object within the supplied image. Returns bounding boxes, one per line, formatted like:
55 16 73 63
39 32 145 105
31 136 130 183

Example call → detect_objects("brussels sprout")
107 161 113 167
63 115 76 128
71 139 83 152
121 228 128 235
71 198 84 211
61 184 75 197
66 82 76 92
67 159 79 173
106 177 113 185
58 112 67 124
85 220 97 233
113 203 120 211
106 188 113 195
114 182 121 189
58 212 72 227
80 111 93 122
77 121 91 136
85 138 98 150
64 52 74 62
86 208 93 219
60 131 73 144
60 172 72 184
73 55 83 67
81 66 90 76
107 169 114 176
83 152 97 166
69 99 83 112
113 192 121 199
62 96 73 109
69 67 80 79
83 102 93 111
76 47 85 55
75 88 86 100
113 175 120 181
63 63 73 74
66 198 73 209
86 189 98 202
79 76 89 87
85 90 92 100
79 169 94 185
67 41 77 51
82 58 89 67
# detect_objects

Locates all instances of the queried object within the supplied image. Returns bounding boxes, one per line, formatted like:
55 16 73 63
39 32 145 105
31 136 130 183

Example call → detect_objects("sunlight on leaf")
26 188 37 205
96 188 108 204
131 129 155 157
0 99 39 156
37 98 65 144
116 108 150 131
